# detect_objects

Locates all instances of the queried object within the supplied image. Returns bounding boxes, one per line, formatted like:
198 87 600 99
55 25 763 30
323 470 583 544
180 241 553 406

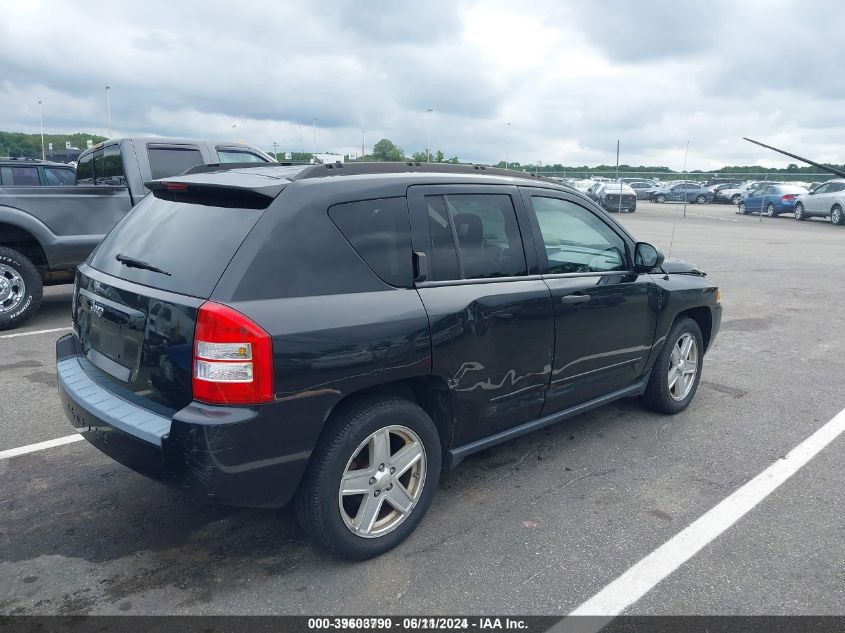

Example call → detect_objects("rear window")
89 195 265 297
328 197 412 287
217 149 267 163
148 146 204 179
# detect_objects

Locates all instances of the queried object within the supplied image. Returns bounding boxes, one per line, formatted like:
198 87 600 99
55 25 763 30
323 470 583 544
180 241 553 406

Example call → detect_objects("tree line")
0 131 107 158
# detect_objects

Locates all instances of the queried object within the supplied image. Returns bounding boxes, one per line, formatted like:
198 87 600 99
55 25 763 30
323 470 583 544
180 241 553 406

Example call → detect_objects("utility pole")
38 100 45 160
505 122 511 169
105 85 112 138
361 129 366 160
312 118 317 158
272 141 278 160
425 108 433 162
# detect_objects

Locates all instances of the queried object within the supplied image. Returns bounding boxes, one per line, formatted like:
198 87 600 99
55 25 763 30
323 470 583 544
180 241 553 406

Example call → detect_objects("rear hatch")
74 176 281 411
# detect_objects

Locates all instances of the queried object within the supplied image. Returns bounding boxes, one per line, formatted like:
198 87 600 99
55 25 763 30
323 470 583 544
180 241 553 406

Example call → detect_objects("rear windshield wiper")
115 253 171 276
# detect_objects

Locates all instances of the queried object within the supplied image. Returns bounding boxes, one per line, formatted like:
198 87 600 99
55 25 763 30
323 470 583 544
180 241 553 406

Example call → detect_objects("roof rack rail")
180 161 309 175
0 156 41 162
290 161 560 183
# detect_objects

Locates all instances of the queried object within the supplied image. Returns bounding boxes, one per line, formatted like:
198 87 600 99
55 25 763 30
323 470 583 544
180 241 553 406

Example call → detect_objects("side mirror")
634 242 665 272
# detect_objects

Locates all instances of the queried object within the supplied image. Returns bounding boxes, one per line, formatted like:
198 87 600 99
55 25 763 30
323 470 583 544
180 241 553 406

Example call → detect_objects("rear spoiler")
145 176 286 209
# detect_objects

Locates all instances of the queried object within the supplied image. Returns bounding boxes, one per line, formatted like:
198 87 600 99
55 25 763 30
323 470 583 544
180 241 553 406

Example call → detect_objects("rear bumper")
56 334 307 508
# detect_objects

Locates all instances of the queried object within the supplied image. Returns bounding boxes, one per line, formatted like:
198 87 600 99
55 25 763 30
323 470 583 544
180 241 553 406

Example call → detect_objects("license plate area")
78 289 145 382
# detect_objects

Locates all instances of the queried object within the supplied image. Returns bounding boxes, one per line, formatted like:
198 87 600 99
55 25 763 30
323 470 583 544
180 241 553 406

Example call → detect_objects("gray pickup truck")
0 137 271 329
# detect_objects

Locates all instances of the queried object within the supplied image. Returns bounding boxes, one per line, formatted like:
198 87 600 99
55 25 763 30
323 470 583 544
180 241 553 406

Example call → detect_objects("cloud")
0 0 843 169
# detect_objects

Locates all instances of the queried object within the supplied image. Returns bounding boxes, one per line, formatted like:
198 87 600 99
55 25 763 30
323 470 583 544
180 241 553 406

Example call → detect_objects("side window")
43 167 76 186
0 167 11 185
531 197 627 274
10 167 40 186
671 184 684 191
813 184 829 195
147 146 204 179
76 153 94 184
827 183 845 193
424 195 460 281
328 197 413 287
99 144 126 185
217 149 267 164
444 194 527 280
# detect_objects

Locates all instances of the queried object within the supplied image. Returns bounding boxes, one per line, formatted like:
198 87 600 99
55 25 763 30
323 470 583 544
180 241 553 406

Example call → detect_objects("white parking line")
0 434 83 460
569 406 845 616
0 326 72 340
686 212 738 222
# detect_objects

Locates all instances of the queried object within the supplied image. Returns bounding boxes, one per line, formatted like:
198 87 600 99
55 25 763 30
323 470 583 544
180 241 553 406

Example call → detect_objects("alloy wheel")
766 203 776 217
0 263 26 315
667 333 698 402
832 206 844 225
338 425 426 538
738 202 746 214
795 204 805 221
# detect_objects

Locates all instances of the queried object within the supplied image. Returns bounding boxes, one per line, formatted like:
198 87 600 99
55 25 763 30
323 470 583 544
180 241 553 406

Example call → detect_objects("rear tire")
696 195 707 204
641 317 704 415
731 194 742 205
0 246 43 331
831 205 845 225
295 396 441 560
794 203 806 221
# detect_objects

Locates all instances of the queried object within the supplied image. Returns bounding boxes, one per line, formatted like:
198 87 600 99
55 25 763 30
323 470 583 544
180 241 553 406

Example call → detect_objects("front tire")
655 194 666 203
765 202 777 217
0 246 43 331
738 202 747 214
295 397 441 560
794 203 806 221
831 205 845 225
641 317 704 415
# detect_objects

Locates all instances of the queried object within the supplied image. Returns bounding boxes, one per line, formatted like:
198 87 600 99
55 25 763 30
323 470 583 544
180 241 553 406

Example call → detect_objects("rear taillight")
192 301 274 405
781 194 796 202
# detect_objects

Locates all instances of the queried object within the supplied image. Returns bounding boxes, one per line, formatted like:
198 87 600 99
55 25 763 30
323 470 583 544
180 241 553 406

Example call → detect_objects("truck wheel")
0 246 43 331
641 317 704 415
295 396 441 560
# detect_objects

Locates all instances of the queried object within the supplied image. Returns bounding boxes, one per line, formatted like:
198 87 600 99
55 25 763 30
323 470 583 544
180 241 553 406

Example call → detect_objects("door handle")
561 294 591 305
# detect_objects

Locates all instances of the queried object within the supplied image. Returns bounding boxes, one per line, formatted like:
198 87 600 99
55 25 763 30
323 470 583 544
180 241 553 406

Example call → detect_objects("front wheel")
295 397 441 560
0 246 43 331
794 203 806 221
832 205 845 225
731 194 742 205
765 202 777 217
696 195 707 204
738 202 747 214
655 194 666 203
641 317 704 414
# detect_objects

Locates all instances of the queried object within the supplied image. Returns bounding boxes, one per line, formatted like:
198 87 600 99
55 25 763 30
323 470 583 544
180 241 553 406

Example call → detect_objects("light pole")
312 118 317 158
38 100 45 160
361 129 366 160
272 141 278 160
425 108 433 162
232 123 238 141
505 122 511 169
105 85 112 138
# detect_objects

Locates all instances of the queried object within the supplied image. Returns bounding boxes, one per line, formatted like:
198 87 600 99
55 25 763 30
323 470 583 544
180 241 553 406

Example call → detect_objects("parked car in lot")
624 179 658 200
793 179 845 224
0 137 271 330
592 182 637 212
57 161 722 559
649 181 713 204
570 179 595 194
709 181 744 203
737 183 808 216
719 181 781 205
0 157 76 186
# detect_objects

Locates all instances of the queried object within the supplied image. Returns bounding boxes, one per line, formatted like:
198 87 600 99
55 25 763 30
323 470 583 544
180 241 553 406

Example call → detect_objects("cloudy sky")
2 0 843 169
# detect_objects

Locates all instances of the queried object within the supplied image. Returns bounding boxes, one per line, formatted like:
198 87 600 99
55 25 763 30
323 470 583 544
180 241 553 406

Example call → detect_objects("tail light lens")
192 301 274 405
781 194 796 202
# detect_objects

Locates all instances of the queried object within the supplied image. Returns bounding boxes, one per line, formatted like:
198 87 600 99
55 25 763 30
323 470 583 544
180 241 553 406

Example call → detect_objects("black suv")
56 162 721 559
0 157 75 186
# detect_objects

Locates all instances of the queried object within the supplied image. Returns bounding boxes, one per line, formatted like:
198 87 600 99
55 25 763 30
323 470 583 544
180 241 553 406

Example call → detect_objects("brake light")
781 194 796 202
192 302 274 405
163 181 188 192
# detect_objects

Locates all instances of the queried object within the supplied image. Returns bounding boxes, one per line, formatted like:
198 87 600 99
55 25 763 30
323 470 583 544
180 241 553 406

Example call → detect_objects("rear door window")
99 144 126 185
9 166 40 186
328 197 412 287
147 146 204 179
43 167 76 186
76 153 94 184
89 195 266 297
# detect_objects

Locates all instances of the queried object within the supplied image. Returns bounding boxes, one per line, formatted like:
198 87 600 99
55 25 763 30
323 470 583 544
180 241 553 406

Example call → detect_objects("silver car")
793 179 845 224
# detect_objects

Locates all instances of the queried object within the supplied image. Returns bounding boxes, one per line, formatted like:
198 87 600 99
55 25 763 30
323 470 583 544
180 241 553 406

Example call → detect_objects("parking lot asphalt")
1 202 843 615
